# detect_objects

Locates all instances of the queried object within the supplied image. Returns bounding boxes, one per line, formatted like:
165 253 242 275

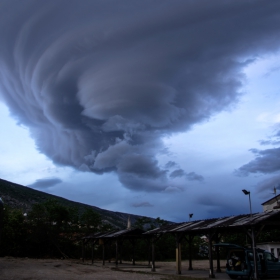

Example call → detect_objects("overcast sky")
1 0 280 222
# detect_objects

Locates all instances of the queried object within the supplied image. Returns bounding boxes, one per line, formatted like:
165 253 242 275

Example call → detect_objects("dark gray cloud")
236 147 280 176
186 172 204 182
256 175 280 194
28 178 62 189
170 169 204 181
170 169 185 178
196 194 250 218
1 0 280 191
259 140 280 146
264 65 280 78
131 202 153 208
165 161 177 169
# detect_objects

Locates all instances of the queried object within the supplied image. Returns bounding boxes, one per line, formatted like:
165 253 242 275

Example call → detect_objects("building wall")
262 201 280 212
257 243 280 259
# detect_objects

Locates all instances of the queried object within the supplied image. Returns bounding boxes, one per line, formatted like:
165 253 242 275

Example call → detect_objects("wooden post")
208 232 215 278
216 245 221 272
102 243 105 266
214 233 221 273
151 237 156 272
91 241 94 264
132 240 135 265
82 240 85 263
108 241 111 263
119 240 122 264
251 227 258 280
188 235 193 271
246 225 264 280
115 239 119 267
148 239 151 266
175 234 182 275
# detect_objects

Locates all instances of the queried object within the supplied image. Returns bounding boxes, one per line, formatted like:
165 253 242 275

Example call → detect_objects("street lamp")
242 189 258 280
189 213 193 222
242 189 252 217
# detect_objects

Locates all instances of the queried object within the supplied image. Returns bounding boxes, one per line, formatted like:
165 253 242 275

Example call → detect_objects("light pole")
189 213 193 222
242 189 258 280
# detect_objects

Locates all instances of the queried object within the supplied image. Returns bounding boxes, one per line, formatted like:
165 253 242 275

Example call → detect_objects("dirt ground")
0 257 226 280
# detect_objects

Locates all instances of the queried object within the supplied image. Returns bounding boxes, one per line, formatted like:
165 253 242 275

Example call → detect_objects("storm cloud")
1 0 280 191
132 202 153 208
256 175 280 195
28 178 62 189
237 130 280 176
237 147 280 175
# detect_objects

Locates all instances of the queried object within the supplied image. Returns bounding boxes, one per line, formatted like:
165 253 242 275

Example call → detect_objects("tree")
80 208 102 234
0 206 27 257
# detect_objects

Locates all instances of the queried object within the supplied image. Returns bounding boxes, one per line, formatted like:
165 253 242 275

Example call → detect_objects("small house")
262 194 280 212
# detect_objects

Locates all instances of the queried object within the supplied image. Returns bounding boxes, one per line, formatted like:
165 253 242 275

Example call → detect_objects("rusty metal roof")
83 228 145 240
144 210 280 235
82 211 280 240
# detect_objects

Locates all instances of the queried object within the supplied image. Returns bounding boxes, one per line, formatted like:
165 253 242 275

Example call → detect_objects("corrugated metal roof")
82 211 280 240
83 228 144 240
144 210 280 235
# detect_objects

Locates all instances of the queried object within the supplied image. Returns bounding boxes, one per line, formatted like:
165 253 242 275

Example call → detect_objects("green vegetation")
3 179 277 263
0 199 114 258
0 178 158 229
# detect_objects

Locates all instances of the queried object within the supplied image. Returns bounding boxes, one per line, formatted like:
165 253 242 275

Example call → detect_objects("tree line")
1 199 278 261
0 199 112 258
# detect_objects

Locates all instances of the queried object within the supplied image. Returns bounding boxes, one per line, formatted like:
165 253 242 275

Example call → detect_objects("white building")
257 242 280 259
256 194 280 259
261 194 280 212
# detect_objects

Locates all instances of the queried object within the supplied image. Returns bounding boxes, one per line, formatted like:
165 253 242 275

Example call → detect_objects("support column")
148 239 151 266
214 233 221 273
108 241 111 263
187 235 194 271
115 239 119 267
216 245 221 273
208 233 215 278
246 226 261 280
102 242 105 266
151 237 156 272
82 240 85 263
91 241 94 264
251 227 258 280
175 234 182 275
119 240 122 264
131 240 136 265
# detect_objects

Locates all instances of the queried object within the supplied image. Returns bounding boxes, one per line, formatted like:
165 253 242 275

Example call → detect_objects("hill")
0 178 155 229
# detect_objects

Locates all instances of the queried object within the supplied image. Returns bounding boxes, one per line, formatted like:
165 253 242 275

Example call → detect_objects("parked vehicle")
216 243 280 279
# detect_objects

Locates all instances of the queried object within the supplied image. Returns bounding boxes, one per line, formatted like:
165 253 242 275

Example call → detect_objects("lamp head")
242 189 250 195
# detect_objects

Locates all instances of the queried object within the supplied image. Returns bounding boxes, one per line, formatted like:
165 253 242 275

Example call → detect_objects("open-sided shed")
81 210 280 278
144 210 280 277
82 228 145 266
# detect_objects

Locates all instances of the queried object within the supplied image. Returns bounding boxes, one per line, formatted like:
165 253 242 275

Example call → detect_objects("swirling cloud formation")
1 0 280 191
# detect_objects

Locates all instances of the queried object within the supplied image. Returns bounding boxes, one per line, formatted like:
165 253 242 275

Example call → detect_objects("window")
265 252 277 262
271 248 275 256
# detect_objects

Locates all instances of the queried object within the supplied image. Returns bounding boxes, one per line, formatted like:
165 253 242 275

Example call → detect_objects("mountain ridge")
0 178 157 229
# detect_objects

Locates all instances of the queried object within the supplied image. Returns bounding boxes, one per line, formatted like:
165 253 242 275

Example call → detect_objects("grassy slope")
0 178 151 228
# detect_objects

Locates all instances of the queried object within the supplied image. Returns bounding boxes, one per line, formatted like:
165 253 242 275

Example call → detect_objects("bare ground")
0 257 227 280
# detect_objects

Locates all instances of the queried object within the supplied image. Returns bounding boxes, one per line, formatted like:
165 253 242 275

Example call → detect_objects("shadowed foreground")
0 258 230 280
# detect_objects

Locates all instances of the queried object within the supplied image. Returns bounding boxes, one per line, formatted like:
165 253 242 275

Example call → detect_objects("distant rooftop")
261 194 280 205
260 194 280 212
